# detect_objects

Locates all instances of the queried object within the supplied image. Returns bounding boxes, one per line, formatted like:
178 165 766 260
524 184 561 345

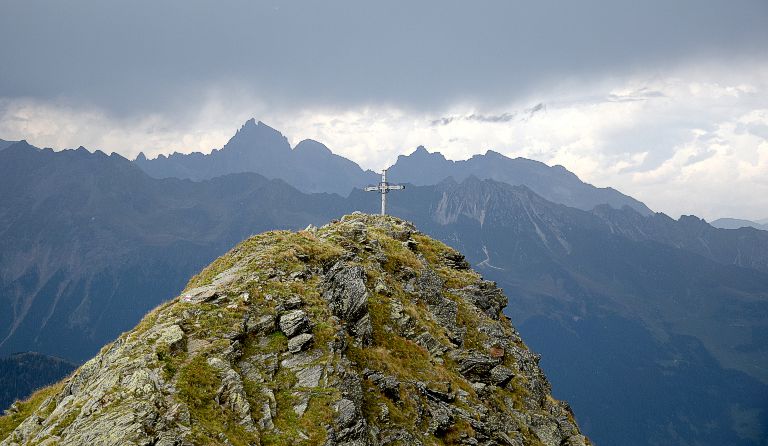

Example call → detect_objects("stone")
365 370 400 400
293 394 309 417
279 309 309 337
417 381 454 403
245 313 276 335
156 324 184 350
458 281 507 320
427 401 453 434
282 295 303 310
0 214 588 446
181 266 243 303
259 388 276 429
334 398 358 429
207 357 255 430
489 365 515 386
322 261 372 344
288 333 314 353
452 350 501 381
442 251 470 270
296 365 324 388
415 332 447 356
416 268 465 345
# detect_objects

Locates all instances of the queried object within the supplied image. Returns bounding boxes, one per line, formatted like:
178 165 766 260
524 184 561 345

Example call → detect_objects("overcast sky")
1 0 767 220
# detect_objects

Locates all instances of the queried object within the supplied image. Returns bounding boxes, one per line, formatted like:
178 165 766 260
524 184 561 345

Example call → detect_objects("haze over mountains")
1 121 767 445
0 352 75 412
711 218 768 231
0 140 17 152
135 119 379 196
135 119 651 215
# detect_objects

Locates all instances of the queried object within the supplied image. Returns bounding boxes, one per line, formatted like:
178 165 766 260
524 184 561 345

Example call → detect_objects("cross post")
365 168 405 215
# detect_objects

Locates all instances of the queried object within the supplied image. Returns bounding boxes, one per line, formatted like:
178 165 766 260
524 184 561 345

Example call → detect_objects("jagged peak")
412 145 429 155
484 149 506 158
225 118 289 151
395 145 449 164
1 140 36 152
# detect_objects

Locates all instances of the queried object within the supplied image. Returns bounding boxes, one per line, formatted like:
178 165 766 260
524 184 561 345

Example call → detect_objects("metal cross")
365 168 405 215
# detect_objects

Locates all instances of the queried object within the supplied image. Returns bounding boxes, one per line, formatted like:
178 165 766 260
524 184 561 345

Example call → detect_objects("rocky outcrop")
0 213 589 446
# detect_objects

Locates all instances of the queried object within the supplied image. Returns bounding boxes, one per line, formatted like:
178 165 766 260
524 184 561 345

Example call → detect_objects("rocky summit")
0 213 588 446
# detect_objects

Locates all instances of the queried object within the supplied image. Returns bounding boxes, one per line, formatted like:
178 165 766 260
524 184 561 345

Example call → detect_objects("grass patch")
0 381 64 440
176 355 259 446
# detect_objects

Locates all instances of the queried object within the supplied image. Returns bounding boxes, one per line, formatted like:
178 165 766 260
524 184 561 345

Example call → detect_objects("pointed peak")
399 145 448 162
2 140 38 154
135 152 147 162
225 119 289 152
484 149 507 158
235 118 278 135
412 145 430 155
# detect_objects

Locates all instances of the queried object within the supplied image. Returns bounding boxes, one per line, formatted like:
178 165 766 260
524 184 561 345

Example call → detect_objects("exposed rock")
296 365 324 388
288 333 314 353
0 214 588 446
442 250 470 270
458 281 507 320
489 365 516 386
364 370 400 400
452 350 501 381
322 261 372 345
281 295 303 310
279 309 309 337
244 313 276 335
415 331 447 356
415 268 466 345
207 357 255 430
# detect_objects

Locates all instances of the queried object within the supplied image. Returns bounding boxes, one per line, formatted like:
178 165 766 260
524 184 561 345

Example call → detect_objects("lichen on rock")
0 213 589 446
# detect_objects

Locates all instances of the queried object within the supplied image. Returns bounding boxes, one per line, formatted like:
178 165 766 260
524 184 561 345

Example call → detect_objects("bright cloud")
1 64 766 221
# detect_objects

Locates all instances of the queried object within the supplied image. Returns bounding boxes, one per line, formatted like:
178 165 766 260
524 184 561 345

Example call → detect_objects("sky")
1 0 767 220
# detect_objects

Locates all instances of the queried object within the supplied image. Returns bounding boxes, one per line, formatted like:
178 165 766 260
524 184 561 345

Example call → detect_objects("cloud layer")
1 1 766 220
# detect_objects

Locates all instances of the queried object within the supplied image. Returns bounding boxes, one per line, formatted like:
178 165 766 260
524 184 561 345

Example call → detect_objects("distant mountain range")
134 119 379 196
0 139 17 151
0 352 75 411
388 145 652 215
134 119 651 215
1 124 767 445
711 217 768 231
0 141 345 362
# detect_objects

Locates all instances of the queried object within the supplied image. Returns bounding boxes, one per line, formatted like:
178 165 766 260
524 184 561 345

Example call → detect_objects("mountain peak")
406 145 447 161
294 139 332 155
225 119 289 153
484 149 506 158
0 213 587 445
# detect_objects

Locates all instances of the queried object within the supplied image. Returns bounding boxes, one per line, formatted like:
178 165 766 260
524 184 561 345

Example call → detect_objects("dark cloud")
431 103 545 126
1 0 766 116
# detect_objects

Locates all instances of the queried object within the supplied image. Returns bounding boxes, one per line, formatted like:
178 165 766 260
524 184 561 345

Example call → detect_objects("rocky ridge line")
0 213 588 446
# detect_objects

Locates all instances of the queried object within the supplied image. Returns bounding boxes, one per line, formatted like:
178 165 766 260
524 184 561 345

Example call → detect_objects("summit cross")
365 168 405 215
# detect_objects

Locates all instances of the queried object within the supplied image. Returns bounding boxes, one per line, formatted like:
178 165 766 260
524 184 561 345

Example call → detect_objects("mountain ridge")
711 217 768 231
0 352 76 413
0 214 589 446
134 119 380 196
131 119 651 215
2 141 767 445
